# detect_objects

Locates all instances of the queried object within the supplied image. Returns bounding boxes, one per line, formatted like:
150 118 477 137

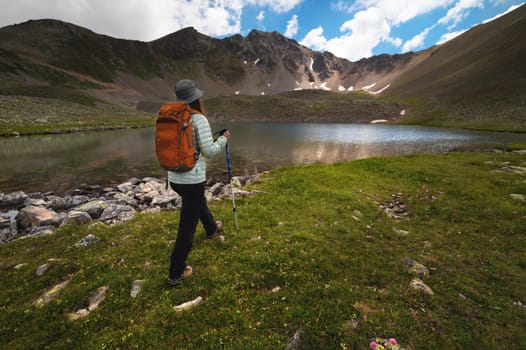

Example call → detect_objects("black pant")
169 182 217 279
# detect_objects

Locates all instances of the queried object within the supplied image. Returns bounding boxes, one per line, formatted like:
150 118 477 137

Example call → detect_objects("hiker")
166 79 230 286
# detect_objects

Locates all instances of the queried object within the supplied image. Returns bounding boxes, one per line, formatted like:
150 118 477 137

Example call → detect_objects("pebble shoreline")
0 174 263 243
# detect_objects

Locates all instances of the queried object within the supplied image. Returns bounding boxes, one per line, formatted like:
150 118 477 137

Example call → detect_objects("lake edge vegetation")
1 152 525 349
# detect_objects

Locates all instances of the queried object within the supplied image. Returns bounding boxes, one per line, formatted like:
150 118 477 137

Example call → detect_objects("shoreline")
0 174 263 243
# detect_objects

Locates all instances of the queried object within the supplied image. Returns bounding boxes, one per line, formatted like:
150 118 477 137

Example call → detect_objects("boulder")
16 206 63 232
74 234 99 248
98 204 136 224
74 200 109 219
61 210 93 226
0 191 28 209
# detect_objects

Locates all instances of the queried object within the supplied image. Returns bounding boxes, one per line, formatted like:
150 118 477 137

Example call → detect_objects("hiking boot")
166 266 193 286
206 221 225 240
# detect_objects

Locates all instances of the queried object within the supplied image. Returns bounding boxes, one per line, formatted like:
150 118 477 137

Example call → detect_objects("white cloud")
0 0 249 40
246 0 303 13
483 3 524 23
402 25 434 52
302 0 455 61
438 0 484 29
284 14 298 37
437 28 468 44
257 10 265 21
299 26 327 51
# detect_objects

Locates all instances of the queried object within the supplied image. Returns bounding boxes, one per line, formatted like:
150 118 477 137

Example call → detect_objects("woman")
166 79 231 286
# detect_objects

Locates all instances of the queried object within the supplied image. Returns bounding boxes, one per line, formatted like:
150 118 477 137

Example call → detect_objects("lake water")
1 123 525 194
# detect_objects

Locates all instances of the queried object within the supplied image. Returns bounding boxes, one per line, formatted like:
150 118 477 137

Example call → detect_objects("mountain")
0 4 524 130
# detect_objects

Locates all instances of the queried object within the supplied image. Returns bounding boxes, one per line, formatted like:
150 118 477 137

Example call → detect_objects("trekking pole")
225 142 239 231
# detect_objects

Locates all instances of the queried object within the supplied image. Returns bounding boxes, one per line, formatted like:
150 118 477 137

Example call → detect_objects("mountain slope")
385 4 526 128
0 5 525 131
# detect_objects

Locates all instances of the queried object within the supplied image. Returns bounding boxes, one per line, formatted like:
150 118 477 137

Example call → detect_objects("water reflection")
1 123 525 193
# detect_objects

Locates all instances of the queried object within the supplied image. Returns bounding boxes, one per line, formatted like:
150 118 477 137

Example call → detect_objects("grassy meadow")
1 152 526 349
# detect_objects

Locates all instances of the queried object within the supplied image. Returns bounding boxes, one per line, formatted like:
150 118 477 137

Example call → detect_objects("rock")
98 204 136 224
36 263 50 276
112 193 138 207
285 328 303 350
16 206 63 232
401 257 429 275
173 296 203 312
409 278 434 295
61 210 93 226
393 227 409 236
47 195 89 211
2 175 262 243
14 263 27 270
67 285 109 321
74 200 109 219
510 193 525 202
0 214 18 242
34 278 71 307
117 178 141 193
150 191 180 208
352 209 364 221
0 191 28 209
74 234 99 248
130 280 145 298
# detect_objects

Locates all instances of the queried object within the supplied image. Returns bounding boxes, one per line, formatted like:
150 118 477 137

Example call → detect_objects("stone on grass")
75 200 109 219
130 280 145 298
401 257 430 275
285 328 303 350
409 278 434 295
74 234 99 248
16 206 63 232
67 285 109 321
36 263 50 276
61 210 93 226
510 193 525 202
34 278 71 307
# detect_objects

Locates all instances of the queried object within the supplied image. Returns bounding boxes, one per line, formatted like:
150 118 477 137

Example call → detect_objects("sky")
0 0 524 61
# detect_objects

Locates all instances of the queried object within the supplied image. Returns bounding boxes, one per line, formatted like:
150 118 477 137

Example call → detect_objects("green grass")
0 92 155 136
1 152 526 349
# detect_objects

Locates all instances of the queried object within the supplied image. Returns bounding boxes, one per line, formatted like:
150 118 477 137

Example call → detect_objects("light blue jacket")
168 113 227 184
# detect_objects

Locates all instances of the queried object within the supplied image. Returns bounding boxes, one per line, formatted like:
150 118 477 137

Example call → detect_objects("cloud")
483 3 524 23
301 0 455 61
299 26 327 51
437 28 468 44
0 0 249 40
402 25 434 52
246 0 304 13
438 0 484 29
284 14 299 37
256 10 265 21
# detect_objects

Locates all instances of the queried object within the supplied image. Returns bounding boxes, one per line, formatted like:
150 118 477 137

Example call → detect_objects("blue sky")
0 0 524 61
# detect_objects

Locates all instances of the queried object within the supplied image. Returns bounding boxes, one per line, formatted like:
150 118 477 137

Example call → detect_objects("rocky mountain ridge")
0 4 524 128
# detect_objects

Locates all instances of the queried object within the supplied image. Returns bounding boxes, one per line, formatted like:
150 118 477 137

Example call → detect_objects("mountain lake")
1 122 526 194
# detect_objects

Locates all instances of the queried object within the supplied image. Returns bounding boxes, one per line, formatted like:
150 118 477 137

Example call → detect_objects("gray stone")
510 193 525 202
112 193 138 207
0 191 28 209
99 204 136 224
74 234 99 247
401 257 430 275
61 210 93 226
36 263 50 276
130 280 145 298
151 191 180 208
47 195 89 211
409 278 434 295
16 206 63 232
75 200 109 219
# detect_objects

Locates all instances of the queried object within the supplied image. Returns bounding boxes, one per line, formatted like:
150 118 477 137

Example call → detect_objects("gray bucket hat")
174 79 203 103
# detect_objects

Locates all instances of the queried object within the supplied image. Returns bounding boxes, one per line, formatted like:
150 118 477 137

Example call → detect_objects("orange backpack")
155 102 199 172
